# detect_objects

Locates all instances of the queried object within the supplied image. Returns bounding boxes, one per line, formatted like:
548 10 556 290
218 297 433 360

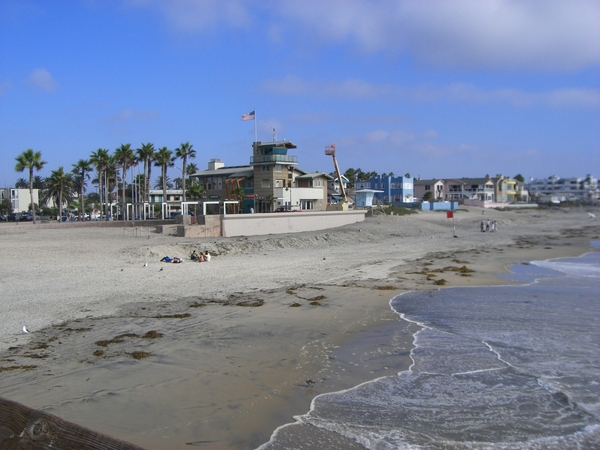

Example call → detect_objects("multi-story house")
527 175 598 202
413 179 445 201
192 141 330 213
355 175 414 205
445 178 495 202
149 189 184 216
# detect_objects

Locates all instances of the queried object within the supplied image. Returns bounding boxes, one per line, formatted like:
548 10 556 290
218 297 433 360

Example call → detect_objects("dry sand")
0 206 598 449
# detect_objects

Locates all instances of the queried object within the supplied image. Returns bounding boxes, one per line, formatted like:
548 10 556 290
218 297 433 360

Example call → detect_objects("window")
425 185 431 190
275 179 283 188
262 166 270 172
394 195 401 202
275 165 282 172
314 179 324 187
262 179 271 188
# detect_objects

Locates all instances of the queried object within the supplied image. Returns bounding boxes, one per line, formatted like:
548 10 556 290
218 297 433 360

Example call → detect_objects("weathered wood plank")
0 397 146 449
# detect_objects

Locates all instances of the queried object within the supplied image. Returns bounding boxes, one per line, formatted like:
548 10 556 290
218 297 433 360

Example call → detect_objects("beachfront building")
149 189 184 216
354 175 414 206
491 175 525 203
527 175 598 202
10 188 40 213
413 179 445 202
192 141 330 213
445 178 495 202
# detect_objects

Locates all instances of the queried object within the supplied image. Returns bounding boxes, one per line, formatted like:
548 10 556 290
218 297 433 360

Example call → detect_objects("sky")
1 0 599 189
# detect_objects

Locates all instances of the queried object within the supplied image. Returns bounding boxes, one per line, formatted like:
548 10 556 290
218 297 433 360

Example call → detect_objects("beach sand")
0 206 598 449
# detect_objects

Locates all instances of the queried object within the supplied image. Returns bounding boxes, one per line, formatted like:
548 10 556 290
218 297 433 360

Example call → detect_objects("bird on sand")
159 267 163 272
143 263 148 267
22 326 30 334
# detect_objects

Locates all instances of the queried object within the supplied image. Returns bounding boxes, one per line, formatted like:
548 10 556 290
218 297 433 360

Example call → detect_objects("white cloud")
110 108 159 121
275 0 600 71
261 76 600 108
26 68 57 92
128 0 250 32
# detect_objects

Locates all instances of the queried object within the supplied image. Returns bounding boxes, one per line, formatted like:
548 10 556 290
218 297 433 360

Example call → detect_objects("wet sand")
0 206 598 449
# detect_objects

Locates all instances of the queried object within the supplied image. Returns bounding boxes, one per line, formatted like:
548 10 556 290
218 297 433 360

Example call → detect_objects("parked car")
0 215 6 221
7 213 23 221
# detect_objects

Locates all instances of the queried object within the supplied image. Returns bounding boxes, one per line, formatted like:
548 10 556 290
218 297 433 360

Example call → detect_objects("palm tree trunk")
162 164 167 219
29 167 36 224
182 157 187 202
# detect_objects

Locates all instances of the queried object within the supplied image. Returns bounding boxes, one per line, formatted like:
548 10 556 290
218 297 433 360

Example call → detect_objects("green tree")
15 177 28 189
233 186 246 212
514 174 525 182
154 147 174 218
114 143 135 220
186 163 199 186
0 198 12 215
14 148 47 224
72 159 92 221
90 148 111 220
265 193 276 212
186 184 204 200
42 167 75 222
136 142 155 202
422 191 434 202
175 142 196 202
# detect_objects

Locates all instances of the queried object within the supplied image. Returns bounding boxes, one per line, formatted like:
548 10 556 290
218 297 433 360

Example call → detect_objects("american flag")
241 110 255 121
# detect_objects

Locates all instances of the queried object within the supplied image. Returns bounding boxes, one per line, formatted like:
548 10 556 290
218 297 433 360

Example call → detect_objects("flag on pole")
241 110 255 121
446 211 454 219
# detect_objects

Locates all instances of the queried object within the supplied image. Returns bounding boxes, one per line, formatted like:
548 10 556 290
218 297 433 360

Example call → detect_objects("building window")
425 185 431 190
262 179 271 188
394 195 401 202
275 179 283 188
262 166 270 172
314 179 323 187
275 165 282 172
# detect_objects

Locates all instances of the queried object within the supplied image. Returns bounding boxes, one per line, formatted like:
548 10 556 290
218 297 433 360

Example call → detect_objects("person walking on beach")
491 221 497 232
485 219 490 232
480 220 485 232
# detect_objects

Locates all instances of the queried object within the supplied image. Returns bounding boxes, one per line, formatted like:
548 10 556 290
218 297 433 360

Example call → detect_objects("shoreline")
0 207 598 449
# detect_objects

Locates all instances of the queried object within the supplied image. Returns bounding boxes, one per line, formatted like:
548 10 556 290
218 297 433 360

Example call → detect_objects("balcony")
250 154 298 165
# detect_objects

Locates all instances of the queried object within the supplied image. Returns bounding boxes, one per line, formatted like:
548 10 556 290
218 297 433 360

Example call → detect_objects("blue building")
355 175 414 206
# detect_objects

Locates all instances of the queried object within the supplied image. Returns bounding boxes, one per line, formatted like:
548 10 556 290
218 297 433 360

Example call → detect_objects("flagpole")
254 108 257 144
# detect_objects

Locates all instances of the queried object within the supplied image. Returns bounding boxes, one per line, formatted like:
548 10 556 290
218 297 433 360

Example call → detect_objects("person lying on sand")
161 256 183 263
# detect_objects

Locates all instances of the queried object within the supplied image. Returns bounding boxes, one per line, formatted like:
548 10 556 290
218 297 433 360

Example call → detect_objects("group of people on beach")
160 250 211 264
190 250 211 262
480 219 497 232
160 250 212 263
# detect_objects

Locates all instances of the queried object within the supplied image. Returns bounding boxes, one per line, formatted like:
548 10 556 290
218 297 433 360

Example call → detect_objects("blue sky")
1 0 599 188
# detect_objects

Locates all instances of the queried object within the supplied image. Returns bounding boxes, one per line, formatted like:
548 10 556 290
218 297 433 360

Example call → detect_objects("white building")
527 175 598 202
10 188 40 213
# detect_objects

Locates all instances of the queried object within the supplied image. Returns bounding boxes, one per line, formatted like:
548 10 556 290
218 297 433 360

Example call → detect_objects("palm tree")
136 142 155 202
14 149 47 224
33 175 46 189
186 163 199 186
42 167 75 221
233 186 246 212
15 177 28 189
186 184 204 200
154 147 174 218
153 175 173 190
175 142 196 202
72 159 92 221
90 148 111 220
265 193 276 213
114 143 135 220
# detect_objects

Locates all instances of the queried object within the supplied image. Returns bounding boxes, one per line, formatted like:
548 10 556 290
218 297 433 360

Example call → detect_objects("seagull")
589 212 596 219
143 263 148 267
306 379 316 386
22 326 30 334
159 267 163 272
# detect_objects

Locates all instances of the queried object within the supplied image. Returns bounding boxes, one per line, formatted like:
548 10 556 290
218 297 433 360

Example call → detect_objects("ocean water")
260 244 600 449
